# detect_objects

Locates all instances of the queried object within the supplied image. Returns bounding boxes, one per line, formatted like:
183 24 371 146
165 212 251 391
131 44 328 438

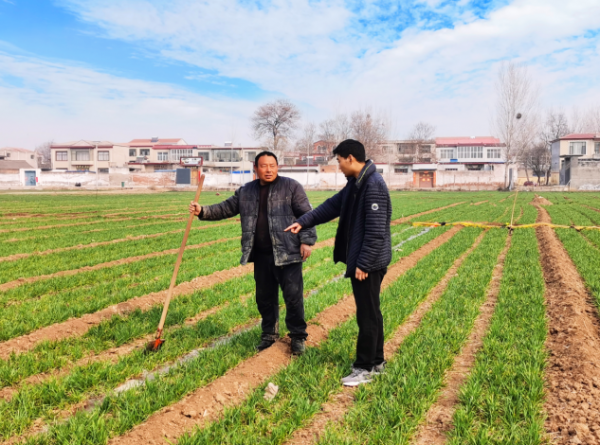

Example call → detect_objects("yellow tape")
411 221 600 232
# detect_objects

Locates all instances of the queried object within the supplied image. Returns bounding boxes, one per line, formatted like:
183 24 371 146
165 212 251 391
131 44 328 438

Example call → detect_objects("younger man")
286 139 392 385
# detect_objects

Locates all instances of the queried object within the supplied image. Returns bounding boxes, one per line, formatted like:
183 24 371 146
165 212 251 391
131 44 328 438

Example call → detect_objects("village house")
552 133 600 188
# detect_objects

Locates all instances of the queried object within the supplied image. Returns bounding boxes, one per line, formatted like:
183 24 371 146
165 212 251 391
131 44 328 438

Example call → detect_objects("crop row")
0 249 348 440
175 227 487 445
0 224 424 390
14 225 456 444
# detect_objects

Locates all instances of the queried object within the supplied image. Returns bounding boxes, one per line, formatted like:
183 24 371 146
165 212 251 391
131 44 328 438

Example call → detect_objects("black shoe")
291 338 306 356
256 339 275 352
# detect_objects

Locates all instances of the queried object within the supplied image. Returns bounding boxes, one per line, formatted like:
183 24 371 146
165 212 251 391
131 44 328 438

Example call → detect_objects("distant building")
0 147 37 168
50 140 126 173
552 133 600 187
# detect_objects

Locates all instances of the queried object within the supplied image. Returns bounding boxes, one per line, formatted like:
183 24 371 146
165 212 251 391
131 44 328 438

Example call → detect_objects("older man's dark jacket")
199 176 317 266
296 160 392 277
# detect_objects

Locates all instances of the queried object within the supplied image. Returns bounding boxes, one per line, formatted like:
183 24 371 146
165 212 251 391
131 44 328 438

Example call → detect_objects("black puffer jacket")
296 160 392 277
199 176 317 266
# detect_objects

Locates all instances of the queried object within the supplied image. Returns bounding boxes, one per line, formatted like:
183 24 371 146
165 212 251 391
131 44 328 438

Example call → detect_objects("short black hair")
254 151 278 167
332 139 366 163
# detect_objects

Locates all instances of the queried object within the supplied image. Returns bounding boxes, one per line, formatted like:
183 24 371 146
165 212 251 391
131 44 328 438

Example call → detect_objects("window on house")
595 142 600 154
398 144 414 154
30 155 34 159
198 152 210 162
214 150 241 162
394 167 409 174
74 150 90 161
129 149 137 157
487 148 502 159
245 151 256 162
74 165 90 171
421 145 431 153
456 146 483 159
98 168 109 174
445 168 458 171
569 141 586 155
440 149 454 159
98 151 109 161
158 152 168 161
376 168 384 174
56 151 68 161
140 149 150 156
170 149 194 161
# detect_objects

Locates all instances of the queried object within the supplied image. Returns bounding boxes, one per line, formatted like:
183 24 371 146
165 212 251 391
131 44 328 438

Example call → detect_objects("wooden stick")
155 174 206 338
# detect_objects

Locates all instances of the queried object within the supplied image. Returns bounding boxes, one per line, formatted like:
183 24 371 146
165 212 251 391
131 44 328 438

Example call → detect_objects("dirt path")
284 227 479 445
0 235 238 292
0 221 236 265
0 238 336 360
410 236 510 445
106 227 463 445
391 203 465 225
535 204 600 445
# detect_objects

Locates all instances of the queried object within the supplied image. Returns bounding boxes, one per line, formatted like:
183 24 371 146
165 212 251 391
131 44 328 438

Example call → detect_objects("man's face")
255 155 278 183
336 154 353 177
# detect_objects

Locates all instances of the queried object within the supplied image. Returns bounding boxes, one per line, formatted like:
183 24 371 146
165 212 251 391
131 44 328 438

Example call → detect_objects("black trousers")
253 252 308 341
350 268 386 370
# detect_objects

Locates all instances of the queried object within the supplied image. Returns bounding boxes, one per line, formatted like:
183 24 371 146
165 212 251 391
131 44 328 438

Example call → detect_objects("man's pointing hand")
285 222 303 234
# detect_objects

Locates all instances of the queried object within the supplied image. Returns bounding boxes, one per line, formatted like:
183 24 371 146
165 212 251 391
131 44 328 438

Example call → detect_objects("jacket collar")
353 160 375 190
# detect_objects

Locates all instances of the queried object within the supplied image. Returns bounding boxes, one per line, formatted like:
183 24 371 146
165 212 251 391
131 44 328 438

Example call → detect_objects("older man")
189 151 316 355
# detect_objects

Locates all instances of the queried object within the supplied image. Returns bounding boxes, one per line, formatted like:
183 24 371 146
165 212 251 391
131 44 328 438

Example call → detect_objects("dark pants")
350 268 386 370
253 252 308 341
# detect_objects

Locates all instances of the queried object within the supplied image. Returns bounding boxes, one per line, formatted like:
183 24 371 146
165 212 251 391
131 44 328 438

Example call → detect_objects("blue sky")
1 0 599 148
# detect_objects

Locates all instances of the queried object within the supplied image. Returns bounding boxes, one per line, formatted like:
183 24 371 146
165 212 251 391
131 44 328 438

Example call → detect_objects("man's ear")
347 154 355 163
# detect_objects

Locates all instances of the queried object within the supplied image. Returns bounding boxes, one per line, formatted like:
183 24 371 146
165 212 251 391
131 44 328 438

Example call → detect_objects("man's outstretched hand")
285 222 303 234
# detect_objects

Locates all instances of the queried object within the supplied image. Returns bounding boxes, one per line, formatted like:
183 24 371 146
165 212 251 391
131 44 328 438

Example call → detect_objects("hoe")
146 174 206 353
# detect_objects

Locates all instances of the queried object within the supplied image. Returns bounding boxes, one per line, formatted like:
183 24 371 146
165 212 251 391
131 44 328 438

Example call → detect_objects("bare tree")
297 122 317 185
251 99 301 155
34 140 53 168
334 113 352 142
407 122 437 163
540 108 571 147
492 62 540 188
349 109 388 159
528 142 552 185
318 119 337 150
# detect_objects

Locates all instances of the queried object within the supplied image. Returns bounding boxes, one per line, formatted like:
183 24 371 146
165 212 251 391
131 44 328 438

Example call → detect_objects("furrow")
535 203 600 445
391 203 465 225
0 238 335 359
410 235 511 445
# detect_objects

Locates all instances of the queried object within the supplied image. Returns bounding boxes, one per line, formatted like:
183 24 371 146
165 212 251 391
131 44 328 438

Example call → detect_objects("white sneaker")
372 360 386 375
341 367 373 387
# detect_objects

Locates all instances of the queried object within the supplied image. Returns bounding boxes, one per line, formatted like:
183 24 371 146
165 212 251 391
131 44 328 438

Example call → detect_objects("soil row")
536 204 600 445
391 203 465 225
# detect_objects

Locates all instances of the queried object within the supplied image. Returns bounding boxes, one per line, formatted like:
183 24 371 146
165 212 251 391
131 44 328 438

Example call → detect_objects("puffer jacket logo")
200 176 317 266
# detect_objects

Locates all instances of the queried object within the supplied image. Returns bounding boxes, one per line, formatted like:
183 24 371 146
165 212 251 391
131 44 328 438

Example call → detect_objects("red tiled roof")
559 133 599 140
435 137 503 147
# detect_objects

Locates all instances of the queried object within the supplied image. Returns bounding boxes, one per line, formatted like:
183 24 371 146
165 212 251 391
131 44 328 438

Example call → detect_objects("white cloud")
2 0 600 147
0 51 261 148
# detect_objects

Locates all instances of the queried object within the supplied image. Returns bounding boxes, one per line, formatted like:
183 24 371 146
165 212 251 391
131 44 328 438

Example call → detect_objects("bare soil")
107 226 464 445
535 204 600 445
285 228 480 445
0 238 335 359
411 236 510 445
533 195 553 206
471 200 488 206
391 203 465 225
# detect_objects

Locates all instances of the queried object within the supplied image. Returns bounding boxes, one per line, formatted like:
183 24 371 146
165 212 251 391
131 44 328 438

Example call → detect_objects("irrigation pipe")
411 221 600 232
